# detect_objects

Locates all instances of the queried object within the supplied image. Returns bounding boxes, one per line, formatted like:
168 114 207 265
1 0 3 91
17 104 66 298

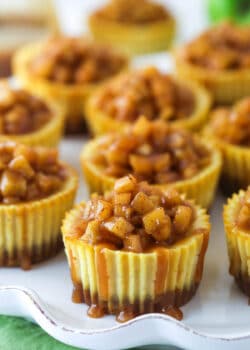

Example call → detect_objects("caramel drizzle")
70 245 201 322
95 245 110 301
155 248 169 295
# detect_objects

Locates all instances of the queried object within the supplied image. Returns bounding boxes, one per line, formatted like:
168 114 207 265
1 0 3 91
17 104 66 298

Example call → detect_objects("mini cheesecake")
175 22 250 103
88 0 175 55
0 81 64 147
0 141 78 269
62 175 210 321
205 97 250 193
85 67 212 136
224 187 250 299
13 36 128 133
0 0 58 77
81 117 221 208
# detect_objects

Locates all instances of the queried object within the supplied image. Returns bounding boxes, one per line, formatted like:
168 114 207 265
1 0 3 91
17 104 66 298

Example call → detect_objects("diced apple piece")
143 207 172 241
83 220 101 244
9 155 35 179
132 116 152 139
114 175 137 193
143 207 165 234
173 205 193 235
114 192 131 206
103 217 134 238
105 148 128 166
151 215 171 241
114 205 132 219
163 188 182 207
153 153 171 172
137 143 152 156
14 144 36 164
95 200 113 221
124 234 143 253
0 170 27 198
149 195 161 207
129 155 153 174
114 135 138 151
131 191 154 214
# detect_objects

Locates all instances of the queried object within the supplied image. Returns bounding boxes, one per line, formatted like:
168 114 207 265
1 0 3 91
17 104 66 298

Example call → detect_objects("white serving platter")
1 55 250 350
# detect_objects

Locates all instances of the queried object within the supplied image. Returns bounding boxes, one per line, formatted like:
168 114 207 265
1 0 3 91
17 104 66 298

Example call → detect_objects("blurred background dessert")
88 0 176 55
0 0 58 77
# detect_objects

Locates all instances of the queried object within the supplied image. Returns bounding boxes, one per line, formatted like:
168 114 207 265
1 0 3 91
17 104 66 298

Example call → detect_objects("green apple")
208 0 250 25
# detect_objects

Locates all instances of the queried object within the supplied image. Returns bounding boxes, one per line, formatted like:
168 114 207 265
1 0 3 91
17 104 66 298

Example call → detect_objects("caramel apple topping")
95 67 195 122
91 117 210 183
179 22 250 70
95 0 169 24
72 175 196 251
210 97 250 146
0 83 51 135
30 36 127 85
237 188 250 230
0 142 67 204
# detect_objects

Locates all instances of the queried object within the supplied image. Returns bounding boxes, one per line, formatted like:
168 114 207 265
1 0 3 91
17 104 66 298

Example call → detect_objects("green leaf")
207 0 235 22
